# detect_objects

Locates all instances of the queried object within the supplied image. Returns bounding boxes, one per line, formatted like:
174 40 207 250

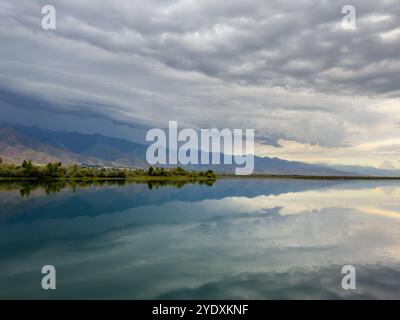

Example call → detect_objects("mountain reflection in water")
0 178 400 299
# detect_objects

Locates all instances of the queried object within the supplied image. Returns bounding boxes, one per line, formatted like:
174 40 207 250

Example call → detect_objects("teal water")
1 178 400 299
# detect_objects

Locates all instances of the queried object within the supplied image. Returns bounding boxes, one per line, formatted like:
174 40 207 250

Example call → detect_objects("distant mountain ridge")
0 126 81 165
16 126 148 156
319 164 400 177
0 125 148 168
0 124 362 176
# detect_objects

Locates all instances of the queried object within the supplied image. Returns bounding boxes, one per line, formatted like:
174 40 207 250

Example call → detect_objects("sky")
0 0 400 168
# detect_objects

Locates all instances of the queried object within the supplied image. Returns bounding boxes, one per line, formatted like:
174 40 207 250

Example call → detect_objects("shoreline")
217 174 400 180
0 176 216 182
1 174 400 182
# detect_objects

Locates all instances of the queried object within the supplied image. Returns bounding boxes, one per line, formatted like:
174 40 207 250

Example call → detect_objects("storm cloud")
0 0 399 165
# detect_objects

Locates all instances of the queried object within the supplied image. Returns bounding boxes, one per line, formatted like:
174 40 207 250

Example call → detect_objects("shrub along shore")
0 159 216 182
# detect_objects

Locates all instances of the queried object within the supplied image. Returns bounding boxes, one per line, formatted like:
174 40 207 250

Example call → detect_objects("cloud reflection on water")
0 179 400 299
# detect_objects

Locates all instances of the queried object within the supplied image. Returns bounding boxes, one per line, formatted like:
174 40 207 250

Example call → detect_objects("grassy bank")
0 160 216 182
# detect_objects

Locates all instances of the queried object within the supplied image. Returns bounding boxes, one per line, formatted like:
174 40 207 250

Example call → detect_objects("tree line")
0 158 216 180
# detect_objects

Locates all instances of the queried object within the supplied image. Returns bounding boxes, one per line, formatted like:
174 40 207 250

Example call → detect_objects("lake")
0 178 400 299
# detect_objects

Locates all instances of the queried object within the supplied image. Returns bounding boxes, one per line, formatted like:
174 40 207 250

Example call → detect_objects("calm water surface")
1 178 400 299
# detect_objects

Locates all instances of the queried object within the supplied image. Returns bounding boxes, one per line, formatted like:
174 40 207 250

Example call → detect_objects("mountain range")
1 124 398 176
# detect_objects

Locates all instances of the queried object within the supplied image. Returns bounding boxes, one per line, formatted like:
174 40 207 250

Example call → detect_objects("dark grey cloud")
0 0 399 152
42 0 399 96
0 90 150 143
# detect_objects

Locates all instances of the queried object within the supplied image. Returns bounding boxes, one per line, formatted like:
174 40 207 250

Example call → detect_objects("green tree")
46 162 64 177
21 160 34 176
71 164 79 177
